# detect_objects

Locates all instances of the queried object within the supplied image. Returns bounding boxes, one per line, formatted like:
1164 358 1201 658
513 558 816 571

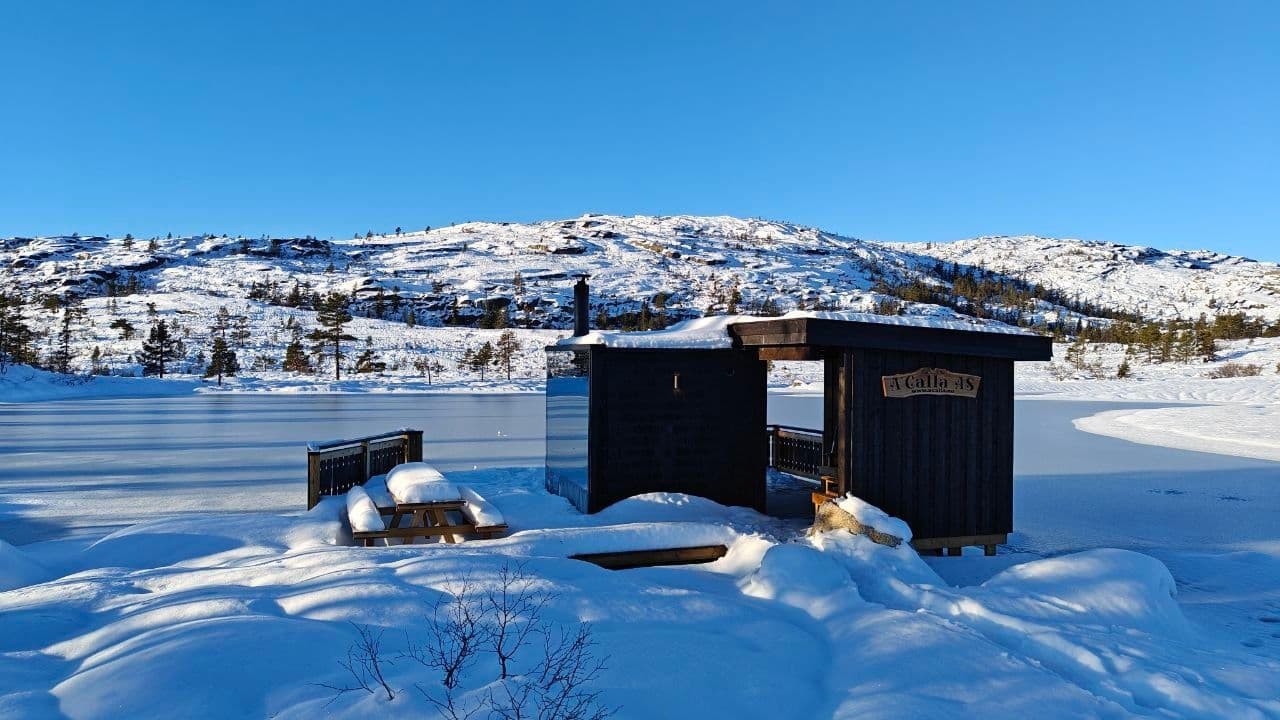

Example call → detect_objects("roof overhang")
728 318 1053 361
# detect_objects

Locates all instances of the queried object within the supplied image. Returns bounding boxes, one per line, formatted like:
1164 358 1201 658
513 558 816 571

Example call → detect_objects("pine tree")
1064 335 1088 372
140 319 180 377
493 329 520 380
464 342 494 380
282 327 312 373
354 336 384 373
413 355 444 384
204 307 238 385
122 233 134 249
231 314 251 350
1193 315 1217 362
308 292 355 380
480 302 509 329
0 292 35 369
512 270 525 294
1116 359 1132 379
147 238 159 251
50 299 83 374
109 317 135 340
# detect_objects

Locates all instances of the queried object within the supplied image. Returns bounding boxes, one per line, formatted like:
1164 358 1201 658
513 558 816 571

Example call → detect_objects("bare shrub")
317 622 397 704
402 562 616 720
406 576 489 719
1205 362 1263 379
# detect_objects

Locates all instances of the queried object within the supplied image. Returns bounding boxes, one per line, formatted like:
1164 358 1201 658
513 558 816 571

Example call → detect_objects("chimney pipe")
572 275 590 337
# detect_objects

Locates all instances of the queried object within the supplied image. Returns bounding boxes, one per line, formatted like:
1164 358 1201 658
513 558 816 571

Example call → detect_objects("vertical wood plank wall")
589 349 767 513
838 349 1014 540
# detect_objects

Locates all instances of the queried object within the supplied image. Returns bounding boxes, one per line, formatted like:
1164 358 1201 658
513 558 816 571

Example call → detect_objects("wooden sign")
881 368 980 398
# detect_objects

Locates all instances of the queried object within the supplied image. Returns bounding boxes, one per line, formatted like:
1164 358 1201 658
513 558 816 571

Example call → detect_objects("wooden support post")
946 546 963 557
984 544 997 557
405 429 424 463
307 453 321 509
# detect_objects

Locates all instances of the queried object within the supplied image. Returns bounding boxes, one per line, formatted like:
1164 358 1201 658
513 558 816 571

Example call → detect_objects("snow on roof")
554 310 1040 350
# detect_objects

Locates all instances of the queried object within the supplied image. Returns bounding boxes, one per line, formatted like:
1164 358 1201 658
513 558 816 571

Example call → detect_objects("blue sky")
2 2 1277 259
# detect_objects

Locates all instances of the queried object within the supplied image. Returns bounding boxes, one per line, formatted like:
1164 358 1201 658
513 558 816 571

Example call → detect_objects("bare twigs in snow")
320 562 615 719
406 576 488 720
489 622 613 720
316 622 397 704
488 562 554 680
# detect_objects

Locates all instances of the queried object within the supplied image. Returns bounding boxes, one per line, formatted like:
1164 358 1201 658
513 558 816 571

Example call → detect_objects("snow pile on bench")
362 473 394 508
460 486 505 530
344 486 385 534
386 462 461 504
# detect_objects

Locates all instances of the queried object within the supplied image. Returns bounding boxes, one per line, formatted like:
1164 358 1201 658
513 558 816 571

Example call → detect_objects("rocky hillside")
2 214 1278 381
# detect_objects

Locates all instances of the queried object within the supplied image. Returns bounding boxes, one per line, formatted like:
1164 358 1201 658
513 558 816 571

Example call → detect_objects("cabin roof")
729 316 1052 361
551 311 1051 361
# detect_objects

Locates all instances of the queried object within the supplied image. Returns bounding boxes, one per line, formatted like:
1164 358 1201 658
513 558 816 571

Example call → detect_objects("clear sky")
2 2 1277 259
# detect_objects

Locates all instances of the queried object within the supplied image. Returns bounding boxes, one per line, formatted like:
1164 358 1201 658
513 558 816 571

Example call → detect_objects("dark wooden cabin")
730 317 1050 552
544 280 1052 552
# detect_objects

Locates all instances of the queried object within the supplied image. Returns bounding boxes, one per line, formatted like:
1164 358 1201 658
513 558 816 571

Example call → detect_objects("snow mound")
742 543 859 614
834 494 913 542
0 539 50 591
982 548 1188 636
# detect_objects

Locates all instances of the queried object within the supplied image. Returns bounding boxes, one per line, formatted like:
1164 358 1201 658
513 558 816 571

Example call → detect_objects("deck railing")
306 429 423 508
765 424 824 480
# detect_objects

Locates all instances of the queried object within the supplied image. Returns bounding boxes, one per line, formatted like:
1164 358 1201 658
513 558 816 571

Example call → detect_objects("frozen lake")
2 392 1278 555
3 391 1279 658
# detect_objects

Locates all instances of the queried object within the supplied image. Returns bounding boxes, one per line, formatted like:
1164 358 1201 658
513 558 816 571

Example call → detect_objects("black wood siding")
588 348 766 513
839 349 1015 540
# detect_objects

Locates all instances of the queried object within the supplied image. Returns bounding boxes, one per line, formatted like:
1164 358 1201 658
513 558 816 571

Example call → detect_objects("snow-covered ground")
2 391 1280 718
1 465 1277 718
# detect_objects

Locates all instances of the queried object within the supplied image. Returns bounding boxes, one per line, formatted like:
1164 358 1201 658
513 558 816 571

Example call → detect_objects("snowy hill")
2 215 1278 384
899 235 1280 323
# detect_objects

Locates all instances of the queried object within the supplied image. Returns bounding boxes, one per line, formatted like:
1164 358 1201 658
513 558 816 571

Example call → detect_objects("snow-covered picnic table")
347 462 507 546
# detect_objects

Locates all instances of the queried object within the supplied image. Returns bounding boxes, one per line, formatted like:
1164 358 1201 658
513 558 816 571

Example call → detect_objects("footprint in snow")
1147 488 1186 496
1217 494 1249 502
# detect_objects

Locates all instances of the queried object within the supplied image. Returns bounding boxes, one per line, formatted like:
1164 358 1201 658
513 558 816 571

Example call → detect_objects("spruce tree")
282 328 311 373
308 292 355 380
0 293 35 370
50 299 83 374
139 319 179 377
204 336 238 385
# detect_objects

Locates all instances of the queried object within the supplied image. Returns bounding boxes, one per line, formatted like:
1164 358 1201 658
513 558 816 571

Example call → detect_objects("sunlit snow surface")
0 395 1278 718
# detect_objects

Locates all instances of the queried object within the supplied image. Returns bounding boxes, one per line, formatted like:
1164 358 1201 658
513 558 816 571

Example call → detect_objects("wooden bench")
345 466 508 546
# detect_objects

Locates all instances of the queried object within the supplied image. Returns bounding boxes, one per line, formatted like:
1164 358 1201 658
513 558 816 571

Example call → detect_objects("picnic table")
347 463 507 546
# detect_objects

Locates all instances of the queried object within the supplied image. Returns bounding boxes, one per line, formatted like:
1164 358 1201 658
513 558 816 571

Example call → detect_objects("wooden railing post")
360 440 371 487
307 451 321 509
405 429 424 463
